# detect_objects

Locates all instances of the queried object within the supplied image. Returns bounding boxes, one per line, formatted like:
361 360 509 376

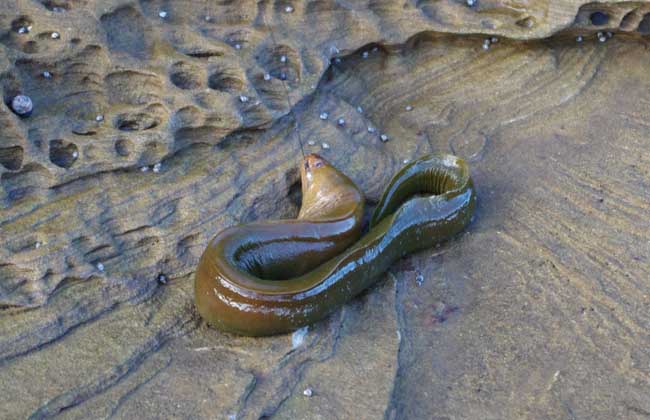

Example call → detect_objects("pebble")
482 38 491 50
321 142 330 149
159 11 168 18
10 95 33 116
291 326 309 348
303 388 313 397
96 262 105 272
380 134 389 142
319 112 328 120
51 32 60 39
416 274 424 286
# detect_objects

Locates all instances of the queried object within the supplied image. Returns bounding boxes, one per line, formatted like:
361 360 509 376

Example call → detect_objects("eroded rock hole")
208 70 244 93
590 11 609 26
638 13 650 34
114 112 160 131
115 138 133 157
0 146 24 170
49 139 78 168
170 62 201 90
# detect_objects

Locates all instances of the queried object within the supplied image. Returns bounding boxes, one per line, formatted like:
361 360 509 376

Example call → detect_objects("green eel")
195 153 476 336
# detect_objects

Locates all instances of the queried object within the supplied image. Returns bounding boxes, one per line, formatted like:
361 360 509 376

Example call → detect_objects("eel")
195 153 476 336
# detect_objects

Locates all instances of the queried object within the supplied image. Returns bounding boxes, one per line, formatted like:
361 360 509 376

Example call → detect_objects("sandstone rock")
0 1 649 419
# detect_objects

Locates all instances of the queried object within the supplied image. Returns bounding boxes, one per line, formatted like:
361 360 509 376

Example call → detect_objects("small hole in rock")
208 71 243 93
49 140 78 168
0 146 24 170
590 11 609 26
11 16 33 33
23 41 39 54
115 138 134 157
638 13 650 33
41 1 70 11
170 62 201 90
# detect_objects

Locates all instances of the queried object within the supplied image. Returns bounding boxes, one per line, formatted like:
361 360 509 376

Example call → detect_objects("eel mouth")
303 153 326 171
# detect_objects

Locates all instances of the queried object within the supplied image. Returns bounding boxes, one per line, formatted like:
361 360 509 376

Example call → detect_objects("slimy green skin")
195 153 476 336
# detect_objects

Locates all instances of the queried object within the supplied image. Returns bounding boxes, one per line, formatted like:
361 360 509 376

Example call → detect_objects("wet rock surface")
1 1 649 419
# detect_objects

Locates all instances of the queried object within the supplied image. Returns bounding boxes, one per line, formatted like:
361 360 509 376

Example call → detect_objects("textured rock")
0 0 649 419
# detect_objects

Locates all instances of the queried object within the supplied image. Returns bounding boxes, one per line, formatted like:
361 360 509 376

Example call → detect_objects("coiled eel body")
195 153 476 336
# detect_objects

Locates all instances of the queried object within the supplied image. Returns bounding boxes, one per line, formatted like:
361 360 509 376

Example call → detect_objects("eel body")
195 153 476 336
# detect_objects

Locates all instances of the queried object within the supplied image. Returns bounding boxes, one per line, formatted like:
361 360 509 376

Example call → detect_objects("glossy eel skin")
195 153 476 336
